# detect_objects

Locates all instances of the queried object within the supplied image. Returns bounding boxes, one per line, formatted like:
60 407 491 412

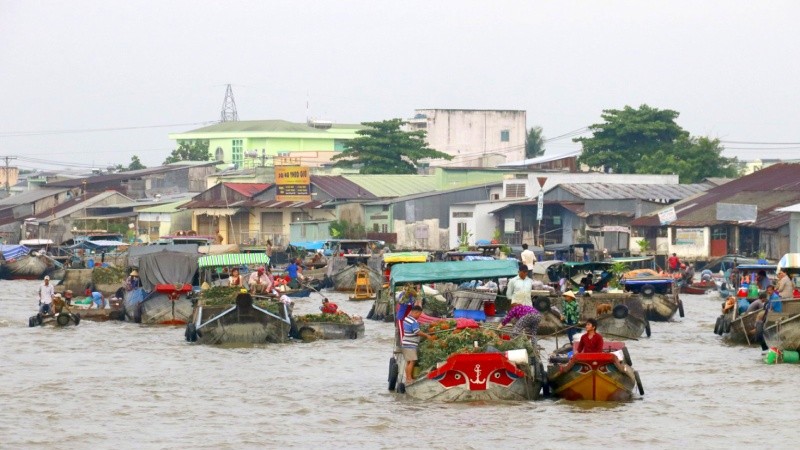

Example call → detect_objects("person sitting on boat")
501 304 542 346
228 268 244 287
248 267 272 294
576 318 604 353
722 296 737 314
579 273 593 291
506 264 534 306
765 285 782 313
63 290 74 306
747 292 768 314
756 270 770 291
777 271 795 299
559 291 580 344
320 298 343 315
700 269 714 283
402 305 435 383
38 276 55 315
125 270 141 291
88 291 105 310
286 259 301 288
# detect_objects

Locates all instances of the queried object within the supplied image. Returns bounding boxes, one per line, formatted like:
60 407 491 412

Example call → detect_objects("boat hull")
399 352 543 402
640 292 680 322
139 293 193 325
579 293 649 339
763 299 800 351
188 295 292 345
547 353 637 401
330 260 383 293
294 318 365 341
2 255 49 280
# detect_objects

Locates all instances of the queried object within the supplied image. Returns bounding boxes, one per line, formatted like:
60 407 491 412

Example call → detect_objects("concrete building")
169 120 364 169
405 109 526 167
777 203 800 253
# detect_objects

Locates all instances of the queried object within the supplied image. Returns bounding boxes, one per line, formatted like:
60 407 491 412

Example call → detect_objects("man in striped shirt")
402 305 434 383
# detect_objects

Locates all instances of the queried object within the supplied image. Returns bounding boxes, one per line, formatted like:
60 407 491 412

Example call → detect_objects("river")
0 280 794 449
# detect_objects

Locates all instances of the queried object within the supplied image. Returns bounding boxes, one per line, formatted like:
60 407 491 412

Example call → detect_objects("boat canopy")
778 253 800 271
69 240 128 250
383 252 430 264
198 253 270 268
0 244 30 260
735 264 777 271
390 259 518 289
290 240 326 251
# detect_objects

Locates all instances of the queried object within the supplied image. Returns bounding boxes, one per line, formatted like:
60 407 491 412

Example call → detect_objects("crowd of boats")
17 233 800 403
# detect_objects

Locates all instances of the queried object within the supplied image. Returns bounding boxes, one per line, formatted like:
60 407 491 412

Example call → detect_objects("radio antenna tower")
220 84 239 122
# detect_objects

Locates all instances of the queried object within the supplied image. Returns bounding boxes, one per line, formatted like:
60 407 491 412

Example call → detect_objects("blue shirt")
287 263 298 279
768 292 782 313
402 316 420 348
91 292 103 304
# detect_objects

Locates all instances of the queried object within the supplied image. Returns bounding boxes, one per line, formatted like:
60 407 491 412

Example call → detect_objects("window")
231 139 243 168
382 205 389 212
452 212 473 218
381 224 388 233
373 223 379 232
505 183 526 198
215 147 224 162
457 222 468 238
500 130 510 142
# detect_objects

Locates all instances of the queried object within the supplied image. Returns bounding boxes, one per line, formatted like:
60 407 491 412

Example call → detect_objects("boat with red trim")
546 341 643 401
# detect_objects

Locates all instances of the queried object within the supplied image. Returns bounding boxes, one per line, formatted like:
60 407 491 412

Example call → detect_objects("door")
710 226 727 257
261 211 284 246
228 212 249 245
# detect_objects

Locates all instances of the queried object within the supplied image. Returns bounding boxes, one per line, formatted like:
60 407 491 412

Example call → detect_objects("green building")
169 120 364 169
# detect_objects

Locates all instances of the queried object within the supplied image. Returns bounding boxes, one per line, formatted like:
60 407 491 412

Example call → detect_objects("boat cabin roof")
383 252 430 264
198 252 270 268
390 259 518 289
778 253 800 272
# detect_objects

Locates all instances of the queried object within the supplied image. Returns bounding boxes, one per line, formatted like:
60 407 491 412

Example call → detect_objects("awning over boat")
127 244 200 267
390 260 519 288
69 240 128 250
778 253 800 270
198 253 270 268
0 244 30 260
384 252 430 264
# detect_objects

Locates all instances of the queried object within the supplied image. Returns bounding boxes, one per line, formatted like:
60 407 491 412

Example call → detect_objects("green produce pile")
295 313 354 324
417 320 534 372
92 266 128 285
200 286 240 305
422 296 449 317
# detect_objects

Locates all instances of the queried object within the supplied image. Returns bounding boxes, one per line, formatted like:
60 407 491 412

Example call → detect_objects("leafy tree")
575 105 688 174
163 140 211 165
525 126 546 159
575 104 739 182
331 119 452 174
328 220 366 239
128 155 146 171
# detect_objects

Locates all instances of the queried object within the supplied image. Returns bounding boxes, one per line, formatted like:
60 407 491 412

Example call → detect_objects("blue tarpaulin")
0 245 30 261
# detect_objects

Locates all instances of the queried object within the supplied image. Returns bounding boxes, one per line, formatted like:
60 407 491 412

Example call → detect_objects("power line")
719 140 800 145
0 121 216 138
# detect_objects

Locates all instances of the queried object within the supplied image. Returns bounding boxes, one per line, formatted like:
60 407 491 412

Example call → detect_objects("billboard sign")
276 166 311 202
658 207 677 225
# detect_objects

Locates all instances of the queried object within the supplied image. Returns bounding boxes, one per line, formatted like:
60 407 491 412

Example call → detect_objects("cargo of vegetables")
295 313 356 324
416 320 534 372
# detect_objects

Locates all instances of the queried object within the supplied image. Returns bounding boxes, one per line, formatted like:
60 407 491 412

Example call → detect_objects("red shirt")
321 302 339 314
577 332 604 353
668 256 679 269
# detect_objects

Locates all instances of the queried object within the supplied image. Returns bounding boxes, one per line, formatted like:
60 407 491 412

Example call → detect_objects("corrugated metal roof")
45 162 216 188
223 183 271 197
255 200 326 209
365 183 501 205
557 183 710 200
32 191 126 222
343 175 439 198
632 163 800 229
311 176 377 200
778 203 800 213
177 120 365 134
0 188 68 207
137 199 192 214
497 149 581 167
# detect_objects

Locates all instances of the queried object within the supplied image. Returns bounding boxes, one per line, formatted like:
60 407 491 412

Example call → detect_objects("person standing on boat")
576 318 604 353
125 270 141 291
38 276 55 315
228 268 244 287
777 271 795 299
668 253 680 273
506 264 534 306
402 305 434 383
559 291 580 343
265 240 274 268
520 243 537 277
502 304 541 345
88 291 105 310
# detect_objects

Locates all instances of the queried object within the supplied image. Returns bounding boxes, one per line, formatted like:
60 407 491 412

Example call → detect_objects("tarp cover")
383 252 430 264
69 240 128 250
391 260 518 289
138 251 199 291
197 244 240 255
0 244 30 261
127 244 199 267
198 253 270 268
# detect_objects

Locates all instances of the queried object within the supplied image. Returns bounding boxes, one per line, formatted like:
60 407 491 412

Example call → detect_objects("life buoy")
56 313 71 326
28 316 35 327
622 346 633 366
538 362 550 397
641 284 656 298
72 313 81 326
612 304 629 319
678 299 685 318
714 316 723 335
722 317 731 334
185 323 197 342
388 357 399 391
755 321 765 342
534 296 551 313
645 321 652 337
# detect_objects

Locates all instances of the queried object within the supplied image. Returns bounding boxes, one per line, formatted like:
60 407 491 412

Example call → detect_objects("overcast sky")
1 1 798 170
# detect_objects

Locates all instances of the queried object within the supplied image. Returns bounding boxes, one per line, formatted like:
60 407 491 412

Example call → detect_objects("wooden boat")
28 311 81 327
3 254 49 280
578 292 649 339
139 284 194 325
387 260 545 401
622 277 683 321
761 253 800 350
680 279 717 295
330 261 383 293
714 308 761 345
292 314 365 341
124 249 200 324
546 342 642 401
185 292 292 345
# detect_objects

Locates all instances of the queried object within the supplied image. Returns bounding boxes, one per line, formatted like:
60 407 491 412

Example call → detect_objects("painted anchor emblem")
470 364 486 385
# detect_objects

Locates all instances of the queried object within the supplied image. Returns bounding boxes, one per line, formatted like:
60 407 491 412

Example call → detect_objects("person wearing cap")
559 291 580 344
64 290 74 306
38 276 55 315
248 267 272 294
125 269 141 291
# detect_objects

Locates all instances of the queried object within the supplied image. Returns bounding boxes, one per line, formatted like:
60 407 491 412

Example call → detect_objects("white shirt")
506 276 534 306
39 283 55 304
520 249 537 270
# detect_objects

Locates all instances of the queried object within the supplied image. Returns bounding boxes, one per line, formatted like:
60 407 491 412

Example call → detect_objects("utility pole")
1 156 17 194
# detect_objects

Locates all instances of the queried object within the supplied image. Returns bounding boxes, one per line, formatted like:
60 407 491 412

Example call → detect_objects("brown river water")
0 280 795 449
